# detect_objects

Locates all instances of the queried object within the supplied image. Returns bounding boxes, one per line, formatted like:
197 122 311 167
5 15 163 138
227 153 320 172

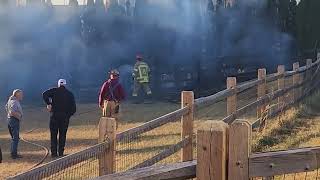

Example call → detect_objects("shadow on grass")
1 152 51 164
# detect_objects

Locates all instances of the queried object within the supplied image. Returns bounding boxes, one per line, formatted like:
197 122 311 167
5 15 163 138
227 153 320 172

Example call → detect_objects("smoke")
0 0 294 102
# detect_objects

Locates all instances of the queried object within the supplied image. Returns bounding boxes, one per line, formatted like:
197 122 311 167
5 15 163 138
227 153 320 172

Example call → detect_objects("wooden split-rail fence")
9 53 320 180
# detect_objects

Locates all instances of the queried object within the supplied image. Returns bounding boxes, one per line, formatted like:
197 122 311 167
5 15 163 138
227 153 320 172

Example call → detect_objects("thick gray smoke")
0 0 294 102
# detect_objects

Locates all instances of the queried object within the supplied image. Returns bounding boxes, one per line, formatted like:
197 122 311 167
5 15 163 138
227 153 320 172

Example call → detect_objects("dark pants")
7 117 20 156
0 145 2 163
50 114 70 156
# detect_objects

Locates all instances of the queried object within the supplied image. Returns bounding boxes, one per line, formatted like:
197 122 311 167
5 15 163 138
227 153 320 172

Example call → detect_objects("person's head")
12 89 23 101
58 79 67 88
109 69 120 79
136 54 143 61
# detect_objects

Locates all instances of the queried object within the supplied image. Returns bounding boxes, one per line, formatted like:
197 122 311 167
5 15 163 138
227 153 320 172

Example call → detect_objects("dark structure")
0 0 303 101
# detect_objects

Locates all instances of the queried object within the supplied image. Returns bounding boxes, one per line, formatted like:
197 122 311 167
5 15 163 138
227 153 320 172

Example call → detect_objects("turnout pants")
50 114 70 156
132 81 152 97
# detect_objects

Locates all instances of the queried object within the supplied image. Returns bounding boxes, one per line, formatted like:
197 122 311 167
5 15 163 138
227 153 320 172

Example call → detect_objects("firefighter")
132 54 152 103
99 69 125 127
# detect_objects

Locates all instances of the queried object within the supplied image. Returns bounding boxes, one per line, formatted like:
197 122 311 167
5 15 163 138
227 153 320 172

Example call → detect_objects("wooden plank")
237 79 263 93
131 137 191 169
277 65 285 111
195 79 261 109
181 91 194 162
197 121 228 180
227 77 237 116
266 73 282 82
116 107 188 141
249 147 320 177
284 70 297 77
9 141 110 179
194 88 234 108
94 160 196 180
228 120 251 180
99 117 116 175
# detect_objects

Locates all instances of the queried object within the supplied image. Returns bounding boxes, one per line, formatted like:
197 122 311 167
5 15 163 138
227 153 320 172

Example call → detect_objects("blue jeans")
8 117 20 156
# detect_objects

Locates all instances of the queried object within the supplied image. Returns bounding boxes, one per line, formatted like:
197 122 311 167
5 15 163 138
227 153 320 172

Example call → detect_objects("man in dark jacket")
43 79 76 158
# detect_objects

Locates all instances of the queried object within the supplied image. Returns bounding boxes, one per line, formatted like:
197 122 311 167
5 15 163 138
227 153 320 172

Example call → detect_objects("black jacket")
43 86 76 117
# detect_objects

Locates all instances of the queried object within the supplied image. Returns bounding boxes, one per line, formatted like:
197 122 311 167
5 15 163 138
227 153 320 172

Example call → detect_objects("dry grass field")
0 88 258 179
0 102 180 179
1 85 319 179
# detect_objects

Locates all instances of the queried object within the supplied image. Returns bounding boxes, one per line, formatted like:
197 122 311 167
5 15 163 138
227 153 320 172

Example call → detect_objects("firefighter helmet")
109 69 120 76
136 54 143 60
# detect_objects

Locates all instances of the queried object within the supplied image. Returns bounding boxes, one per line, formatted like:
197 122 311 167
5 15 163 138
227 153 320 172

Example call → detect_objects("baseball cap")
58 79 67 87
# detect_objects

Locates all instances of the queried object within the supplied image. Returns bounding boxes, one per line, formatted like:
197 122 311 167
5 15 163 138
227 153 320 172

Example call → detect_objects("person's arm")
70 93 76 116
7 102 22 120
99 82 107 108
42 88 56 105
133 63 138 78
10 111 22 120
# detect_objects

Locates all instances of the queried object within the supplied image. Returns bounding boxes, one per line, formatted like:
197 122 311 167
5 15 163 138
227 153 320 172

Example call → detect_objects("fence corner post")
197 121 228 180
181 91 194 162
227 77 237 116
228 119 251 180
98 117 116 175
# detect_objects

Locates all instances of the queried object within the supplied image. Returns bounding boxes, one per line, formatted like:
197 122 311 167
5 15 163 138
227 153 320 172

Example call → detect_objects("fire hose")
20 128 49 169
18 108 99 169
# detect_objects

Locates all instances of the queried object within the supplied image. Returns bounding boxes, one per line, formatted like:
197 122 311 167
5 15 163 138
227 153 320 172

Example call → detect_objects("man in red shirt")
99 69 126 125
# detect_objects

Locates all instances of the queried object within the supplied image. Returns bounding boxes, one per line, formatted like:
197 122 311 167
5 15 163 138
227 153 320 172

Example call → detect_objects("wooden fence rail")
12 53 320 179
93 52 320 180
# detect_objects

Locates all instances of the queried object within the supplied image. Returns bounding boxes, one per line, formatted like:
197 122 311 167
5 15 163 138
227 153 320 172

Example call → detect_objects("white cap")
58 79 67 87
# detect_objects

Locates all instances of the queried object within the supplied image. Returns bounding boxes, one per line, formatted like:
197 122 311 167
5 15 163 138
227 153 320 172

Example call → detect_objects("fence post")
277 65 285 111
257 68 266 121
306 58 313 79
227 77 237 116
293 62 300 102
98 117 116 175
228 120 251 180
181 91 194 162
197 121 228 180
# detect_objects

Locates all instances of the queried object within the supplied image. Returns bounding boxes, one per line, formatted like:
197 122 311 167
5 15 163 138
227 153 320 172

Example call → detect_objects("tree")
296 0 320 51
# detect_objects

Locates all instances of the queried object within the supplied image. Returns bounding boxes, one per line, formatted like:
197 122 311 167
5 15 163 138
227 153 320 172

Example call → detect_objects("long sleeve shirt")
43 86 76 117
99 78 126 107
